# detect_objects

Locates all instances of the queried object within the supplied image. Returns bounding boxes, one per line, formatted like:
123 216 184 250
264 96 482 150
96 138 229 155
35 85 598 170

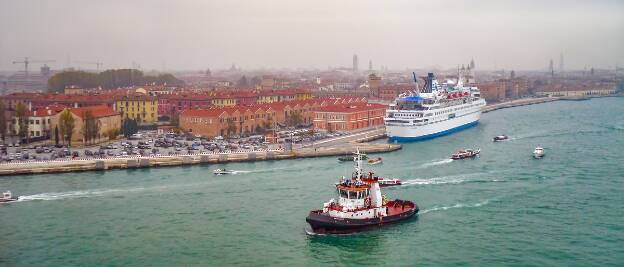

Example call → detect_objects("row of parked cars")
1 143 78 162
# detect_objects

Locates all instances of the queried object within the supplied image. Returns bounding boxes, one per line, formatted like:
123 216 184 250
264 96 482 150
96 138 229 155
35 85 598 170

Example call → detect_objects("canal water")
1 97 623 266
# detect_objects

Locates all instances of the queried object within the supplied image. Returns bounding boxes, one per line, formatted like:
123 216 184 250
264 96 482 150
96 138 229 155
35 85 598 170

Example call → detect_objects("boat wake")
420 200 490 214
418 158 453 168
400 173 503 187
401 177 465 186
17 187 146 202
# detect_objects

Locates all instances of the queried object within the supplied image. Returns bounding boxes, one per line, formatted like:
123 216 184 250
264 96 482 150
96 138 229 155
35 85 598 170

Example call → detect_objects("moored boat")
367 157 383 165
451 149 480 160
306 150 417 235
0 191 19 203
533 147 545 158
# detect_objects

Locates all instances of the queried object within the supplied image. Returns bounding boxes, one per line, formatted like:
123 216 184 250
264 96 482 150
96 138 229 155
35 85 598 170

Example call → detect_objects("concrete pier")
0 142 400 176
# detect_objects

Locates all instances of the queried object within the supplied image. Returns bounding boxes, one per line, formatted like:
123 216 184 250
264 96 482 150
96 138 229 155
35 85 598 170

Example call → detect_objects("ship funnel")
422 72 435 93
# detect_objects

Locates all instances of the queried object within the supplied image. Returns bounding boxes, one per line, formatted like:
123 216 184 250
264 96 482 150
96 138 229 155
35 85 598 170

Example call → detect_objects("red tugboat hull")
305 200 418 234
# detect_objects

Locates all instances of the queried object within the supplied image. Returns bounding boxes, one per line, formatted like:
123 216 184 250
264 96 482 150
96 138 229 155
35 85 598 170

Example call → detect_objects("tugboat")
0 191 19 203
533 147 545 159
492 135 509 142
306 150 418 234
451 149 480 160
367 157 383 165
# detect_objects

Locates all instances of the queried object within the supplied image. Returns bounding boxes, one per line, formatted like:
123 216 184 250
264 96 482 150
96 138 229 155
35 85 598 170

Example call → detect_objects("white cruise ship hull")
387 110 481 142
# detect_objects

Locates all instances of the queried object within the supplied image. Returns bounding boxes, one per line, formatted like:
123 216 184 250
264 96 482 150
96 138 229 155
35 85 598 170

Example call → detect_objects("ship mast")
354 148 363 179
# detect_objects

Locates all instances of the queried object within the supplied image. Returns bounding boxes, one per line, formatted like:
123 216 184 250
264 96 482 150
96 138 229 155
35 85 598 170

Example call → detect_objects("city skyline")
1 0 623 72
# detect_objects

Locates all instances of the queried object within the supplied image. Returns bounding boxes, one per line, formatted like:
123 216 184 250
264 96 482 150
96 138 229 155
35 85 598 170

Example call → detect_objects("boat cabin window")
337 189 348 198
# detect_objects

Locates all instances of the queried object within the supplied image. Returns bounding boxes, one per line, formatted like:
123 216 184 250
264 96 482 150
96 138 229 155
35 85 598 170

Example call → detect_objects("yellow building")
211 96 237 107
115 93 158 124
257 93 280 104
295 91 314 100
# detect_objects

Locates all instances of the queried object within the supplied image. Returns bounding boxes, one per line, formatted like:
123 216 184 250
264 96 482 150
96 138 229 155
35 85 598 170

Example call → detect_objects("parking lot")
0 128 355 163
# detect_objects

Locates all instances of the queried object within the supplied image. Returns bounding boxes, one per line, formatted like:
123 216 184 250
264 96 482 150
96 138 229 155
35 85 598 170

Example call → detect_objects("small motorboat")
0 191 19 203
377 177 402 187
533 147 545 158
367 157 383 165
213 168 237 175
451 149 481 160
492 135 509 142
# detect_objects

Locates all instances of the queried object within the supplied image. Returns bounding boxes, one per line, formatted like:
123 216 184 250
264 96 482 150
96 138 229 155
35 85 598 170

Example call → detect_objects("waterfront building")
379 85 412 101
9 106 65 141
535 87 616 97
115 93 158 124
50 105 121 145
313 103 386 132
179 99 362 138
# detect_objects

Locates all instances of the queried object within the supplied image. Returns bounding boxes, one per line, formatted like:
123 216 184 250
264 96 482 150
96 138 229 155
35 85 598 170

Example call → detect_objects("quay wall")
0 143 400 176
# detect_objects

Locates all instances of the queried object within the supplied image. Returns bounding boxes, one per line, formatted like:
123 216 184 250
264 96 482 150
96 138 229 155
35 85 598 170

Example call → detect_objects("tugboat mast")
354 148 363 179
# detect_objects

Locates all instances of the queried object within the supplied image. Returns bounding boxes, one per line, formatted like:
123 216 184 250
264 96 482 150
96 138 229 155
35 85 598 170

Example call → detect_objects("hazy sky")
1 0 623 71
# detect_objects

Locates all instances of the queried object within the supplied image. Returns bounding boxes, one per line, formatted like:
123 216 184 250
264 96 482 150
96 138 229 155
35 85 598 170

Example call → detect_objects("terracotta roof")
181 109 227 117
69 105 119 119
318 103 386 113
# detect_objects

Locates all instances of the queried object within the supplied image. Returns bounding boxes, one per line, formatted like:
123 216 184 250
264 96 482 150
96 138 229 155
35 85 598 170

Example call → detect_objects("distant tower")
369 60 373 71
559 53 564 72
469 58 475 69
510 70 516 79
40 64 51 77
549 59 554 77
352 54 359 72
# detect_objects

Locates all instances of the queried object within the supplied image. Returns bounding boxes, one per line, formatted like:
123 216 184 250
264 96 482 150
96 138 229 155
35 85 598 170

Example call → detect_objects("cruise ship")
385 73 486 142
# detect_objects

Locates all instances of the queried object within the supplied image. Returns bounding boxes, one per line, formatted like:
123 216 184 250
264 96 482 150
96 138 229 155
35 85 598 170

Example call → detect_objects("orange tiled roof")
69 105 119 119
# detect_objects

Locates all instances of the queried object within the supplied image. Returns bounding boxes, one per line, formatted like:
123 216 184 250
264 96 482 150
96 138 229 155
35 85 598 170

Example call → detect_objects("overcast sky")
1 0 623 72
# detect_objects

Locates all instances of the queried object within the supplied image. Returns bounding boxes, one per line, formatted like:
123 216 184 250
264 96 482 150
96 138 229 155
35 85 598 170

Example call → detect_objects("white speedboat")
451 149 480 160
0 191 19 203
533 147 545 158
213 169 237 175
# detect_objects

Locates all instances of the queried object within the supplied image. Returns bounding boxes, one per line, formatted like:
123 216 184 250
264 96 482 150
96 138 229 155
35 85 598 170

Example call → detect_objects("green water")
1 97 623 266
